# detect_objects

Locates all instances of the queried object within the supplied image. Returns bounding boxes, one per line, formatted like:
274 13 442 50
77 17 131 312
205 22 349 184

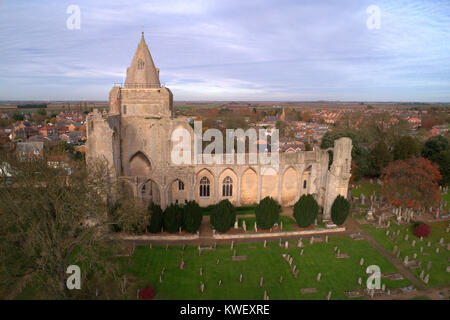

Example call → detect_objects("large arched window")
222 176 233 197
199 176 210 197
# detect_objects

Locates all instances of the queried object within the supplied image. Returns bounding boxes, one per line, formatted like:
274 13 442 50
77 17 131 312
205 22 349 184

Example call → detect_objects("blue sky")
0 0 449 101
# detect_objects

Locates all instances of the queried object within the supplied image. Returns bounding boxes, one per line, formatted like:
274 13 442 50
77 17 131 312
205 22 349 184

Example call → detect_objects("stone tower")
323 137 353 220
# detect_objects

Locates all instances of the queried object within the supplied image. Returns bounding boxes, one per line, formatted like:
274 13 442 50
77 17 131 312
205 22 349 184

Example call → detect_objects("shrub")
210 199 236 233
148 203 163 233
163 204 183 233
114 199 150 234
255 197 281 229
331 195 350 226
183 201 203 233
414 223 431 238
293 194 318 227
138 286 155 300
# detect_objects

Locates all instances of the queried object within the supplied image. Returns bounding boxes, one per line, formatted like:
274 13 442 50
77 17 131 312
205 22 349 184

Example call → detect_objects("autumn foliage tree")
381 157 441 209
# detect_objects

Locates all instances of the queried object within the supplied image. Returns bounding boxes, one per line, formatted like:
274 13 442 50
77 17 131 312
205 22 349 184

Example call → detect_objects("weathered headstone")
310 236 314 245
360 257 364 266
284 241 289 249
326 291 332 300
263 240 267 248
259 277 264 287
316 273 321 282
240 273 243 282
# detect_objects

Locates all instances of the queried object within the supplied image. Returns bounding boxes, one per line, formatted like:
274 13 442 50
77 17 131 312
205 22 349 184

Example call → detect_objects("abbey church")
86 33 352 220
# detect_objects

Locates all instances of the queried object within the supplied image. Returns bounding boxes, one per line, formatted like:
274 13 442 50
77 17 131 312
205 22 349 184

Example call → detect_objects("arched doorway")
140 179 161 207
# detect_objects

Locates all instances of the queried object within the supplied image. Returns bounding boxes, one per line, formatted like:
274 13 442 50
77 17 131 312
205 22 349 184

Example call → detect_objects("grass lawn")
443 191 450 210
237 215 297 232
125 236 411 300
351 182 381 198
361 221 450 288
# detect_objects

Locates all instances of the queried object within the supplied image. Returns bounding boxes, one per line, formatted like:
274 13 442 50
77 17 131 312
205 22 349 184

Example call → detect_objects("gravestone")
300 249 304 256
259 277 264 287
200 267 203 276
234 220 238 229
279 276 283 283
230 241 234 250
411 240 416 247
424 274 429 284
254 222 258 233
427 261 432 270
240 274 243 282
216 259 220 265
310 236 314 245
360 258 364 266
285 241 289 249
325 236 329 243
264 240 267 248
358 277 362 286
419 270 424 280
243 221 247 232
317 273 321 282
326 291 332 300
218 280 222 286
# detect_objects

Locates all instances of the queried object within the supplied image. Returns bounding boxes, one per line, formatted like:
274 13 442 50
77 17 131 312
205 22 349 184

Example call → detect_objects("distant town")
1 101 448 166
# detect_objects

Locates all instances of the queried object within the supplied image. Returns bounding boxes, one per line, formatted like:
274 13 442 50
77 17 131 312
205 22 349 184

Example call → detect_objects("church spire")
125 33 161 88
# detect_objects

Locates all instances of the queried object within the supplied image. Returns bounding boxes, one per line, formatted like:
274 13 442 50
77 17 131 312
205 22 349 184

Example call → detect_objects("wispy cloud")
0 0 449 101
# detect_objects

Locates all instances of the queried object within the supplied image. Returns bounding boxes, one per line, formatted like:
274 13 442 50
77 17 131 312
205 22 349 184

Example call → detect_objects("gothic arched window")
222 176 233 197
199 176 210 197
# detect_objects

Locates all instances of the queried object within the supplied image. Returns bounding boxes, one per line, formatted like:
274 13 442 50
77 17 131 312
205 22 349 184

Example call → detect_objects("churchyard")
124 235 413 300
361 221 450 288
